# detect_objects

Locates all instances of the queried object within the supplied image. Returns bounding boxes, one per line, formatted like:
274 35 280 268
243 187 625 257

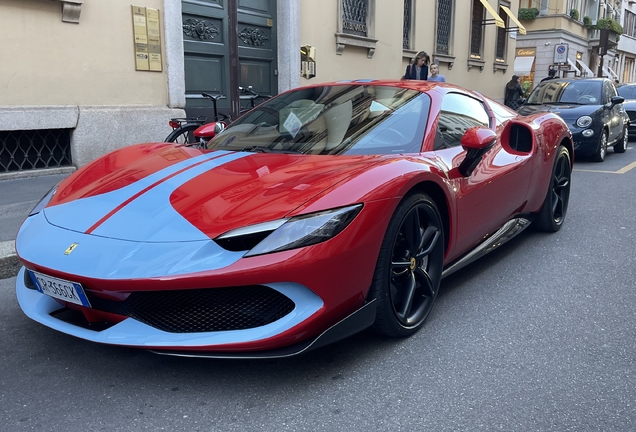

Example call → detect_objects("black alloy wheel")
534 145 571 232
613 125 628 153
369 193 445 337
590 129 608 162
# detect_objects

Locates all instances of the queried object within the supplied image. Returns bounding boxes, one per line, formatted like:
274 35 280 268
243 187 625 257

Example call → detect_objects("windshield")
207 85 430 155
526 80 603 105
617 85 636 99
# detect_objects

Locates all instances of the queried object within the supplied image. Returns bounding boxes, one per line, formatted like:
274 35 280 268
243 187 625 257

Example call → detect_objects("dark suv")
518 78 629 162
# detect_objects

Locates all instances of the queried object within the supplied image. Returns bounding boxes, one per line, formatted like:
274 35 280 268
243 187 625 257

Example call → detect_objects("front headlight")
28 184 59 216
215 204 363 257
576 115 593 128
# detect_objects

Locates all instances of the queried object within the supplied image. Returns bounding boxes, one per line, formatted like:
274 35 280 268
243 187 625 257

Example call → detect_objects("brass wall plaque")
146 8 163 72
132 6 163 72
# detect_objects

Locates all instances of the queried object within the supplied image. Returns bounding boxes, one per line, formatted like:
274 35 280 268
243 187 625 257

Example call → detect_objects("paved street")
1 148 635 431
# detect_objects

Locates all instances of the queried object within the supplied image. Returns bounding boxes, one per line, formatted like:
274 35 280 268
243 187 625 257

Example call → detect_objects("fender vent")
509 124 533 153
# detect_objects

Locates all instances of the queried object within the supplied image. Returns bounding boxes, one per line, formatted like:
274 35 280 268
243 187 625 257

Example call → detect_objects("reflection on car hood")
518 104 602 119
43 145 379 242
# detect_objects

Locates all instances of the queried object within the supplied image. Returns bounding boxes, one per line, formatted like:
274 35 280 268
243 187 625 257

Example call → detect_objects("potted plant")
518 8 539 21
570 9 580 21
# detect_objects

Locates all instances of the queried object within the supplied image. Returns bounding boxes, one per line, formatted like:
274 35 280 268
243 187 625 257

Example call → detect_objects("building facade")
1 0 522 176
300 0 524 102
514 0 628 93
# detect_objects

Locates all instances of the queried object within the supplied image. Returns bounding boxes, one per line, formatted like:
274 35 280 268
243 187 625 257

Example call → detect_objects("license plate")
28 270 91 308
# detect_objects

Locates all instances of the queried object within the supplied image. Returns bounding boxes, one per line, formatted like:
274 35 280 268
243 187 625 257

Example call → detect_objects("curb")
0 241 20 280
0 167 76 182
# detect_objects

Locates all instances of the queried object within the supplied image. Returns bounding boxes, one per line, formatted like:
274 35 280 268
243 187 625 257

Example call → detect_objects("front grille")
627 110 636 122
86 285 295 333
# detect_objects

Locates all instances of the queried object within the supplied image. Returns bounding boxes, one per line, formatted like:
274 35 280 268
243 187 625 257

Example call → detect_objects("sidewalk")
0 167 75 279
0 240 18 279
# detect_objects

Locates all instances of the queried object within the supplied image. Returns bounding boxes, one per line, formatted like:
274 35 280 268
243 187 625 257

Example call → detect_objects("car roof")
541 77 610 83
298 79 483 98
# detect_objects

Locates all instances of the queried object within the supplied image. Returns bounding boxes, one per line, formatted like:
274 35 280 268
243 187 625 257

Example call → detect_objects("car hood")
43 145 379 242
621 99 636 110
518 104 600 120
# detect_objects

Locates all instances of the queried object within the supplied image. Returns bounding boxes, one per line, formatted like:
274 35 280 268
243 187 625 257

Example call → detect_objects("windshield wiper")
240 146 302 154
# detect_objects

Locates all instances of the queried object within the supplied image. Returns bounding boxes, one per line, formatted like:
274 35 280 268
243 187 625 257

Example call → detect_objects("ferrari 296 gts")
15 80 573 358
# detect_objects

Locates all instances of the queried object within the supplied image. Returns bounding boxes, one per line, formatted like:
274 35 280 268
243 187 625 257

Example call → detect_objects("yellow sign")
517 48 536 57
132 6 162 72
146 8 163 71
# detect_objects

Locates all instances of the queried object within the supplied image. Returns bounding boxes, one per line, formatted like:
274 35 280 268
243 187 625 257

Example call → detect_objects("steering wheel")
577 95 597 104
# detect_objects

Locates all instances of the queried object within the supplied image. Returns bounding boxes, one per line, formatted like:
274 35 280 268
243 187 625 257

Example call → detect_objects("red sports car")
15 80 573 358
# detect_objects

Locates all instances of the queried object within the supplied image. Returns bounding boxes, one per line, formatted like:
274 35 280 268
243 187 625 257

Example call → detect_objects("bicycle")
164 87 273 145
165 93 231 144
239 86 273 114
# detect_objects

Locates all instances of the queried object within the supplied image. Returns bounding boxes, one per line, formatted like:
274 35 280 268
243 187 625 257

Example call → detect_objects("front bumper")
16 267 323 349
571 127 601 157
15 197 397 353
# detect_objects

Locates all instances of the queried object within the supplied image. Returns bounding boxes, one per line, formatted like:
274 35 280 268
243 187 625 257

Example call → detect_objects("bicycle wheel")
165 124 200 145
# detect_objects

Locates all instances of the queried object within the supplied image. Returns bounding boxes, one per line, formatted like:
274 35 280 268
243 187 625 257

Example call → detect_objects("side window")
607 82 617 100
486 97 517 126
436 93 491 149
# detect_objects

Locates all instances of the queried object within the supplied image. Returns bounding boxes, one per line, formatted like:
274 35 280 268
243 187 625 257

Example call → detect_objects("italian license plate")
28 270 91 308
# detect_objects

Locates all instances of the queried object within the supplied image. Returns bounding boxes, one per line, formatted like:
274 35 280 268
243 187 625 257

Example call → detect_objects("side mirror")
611 96 625 106
460 127 497 150
458 127 497 177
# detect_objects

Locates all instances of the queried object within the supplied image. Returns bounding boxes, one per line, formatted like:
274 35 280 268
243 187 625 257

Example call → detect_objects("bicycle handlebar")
202 92 226 101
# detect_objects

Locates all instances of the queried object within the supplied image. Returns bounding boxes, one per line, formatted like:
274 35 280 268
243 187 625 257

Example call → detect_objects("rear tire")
534 145 571 232
613 125 628 153
368 193 445 338
165 124 200 145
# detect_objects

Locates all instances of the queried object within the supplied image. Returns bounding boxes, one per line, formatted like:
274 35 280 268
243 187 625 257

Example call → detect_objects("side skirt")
441 217 532 279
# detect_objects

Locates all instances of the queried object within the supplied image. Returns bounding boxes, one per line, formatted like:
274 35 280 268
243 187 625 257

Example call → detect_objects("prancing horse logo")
64 243 79 255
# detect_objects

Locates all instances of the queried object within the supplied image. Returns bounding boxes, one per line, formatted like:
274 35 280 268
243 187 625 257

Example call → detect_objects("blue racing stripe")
90 151 249 242
44 151 243 234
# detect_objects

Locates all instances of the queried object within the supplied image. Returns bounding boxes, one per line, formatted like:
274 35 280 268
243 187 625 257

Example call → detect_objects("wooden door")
182 0 278 121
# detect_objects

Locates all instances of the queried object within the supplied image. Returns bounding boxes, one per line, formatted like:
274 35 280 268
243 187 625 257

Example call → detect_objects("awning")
567 58 581 76
577 59 595 77
480 0 505 28
501 5 526 35
602 66 618 80
607 65 619 80
514 56 535 76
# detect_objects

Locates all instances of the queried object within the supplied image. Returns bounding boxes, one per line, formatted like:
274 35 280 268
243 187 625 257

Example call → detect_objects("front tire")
534 145 571 232
590 129 607 162
369 193 445 337
613 125 628 153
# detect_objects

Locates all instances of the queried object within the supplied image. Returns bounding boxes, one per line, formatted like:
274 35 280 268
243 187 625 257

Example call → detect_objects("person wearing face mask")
427 63 446 82
402 51 430 80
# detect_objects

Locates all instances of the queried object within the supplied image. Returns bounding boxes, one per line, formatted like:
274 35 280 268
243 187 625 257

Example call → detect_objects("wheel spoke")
395 273 417 321
416 226 440 258
414 268 435 298
403 209 421 255
391 260 411 272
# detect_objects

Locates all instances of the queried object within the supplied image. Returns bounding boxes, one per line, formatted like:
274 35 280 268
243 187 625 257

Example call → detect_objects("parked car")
15 80 573 358
518 77 629 162
616 83 636 140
